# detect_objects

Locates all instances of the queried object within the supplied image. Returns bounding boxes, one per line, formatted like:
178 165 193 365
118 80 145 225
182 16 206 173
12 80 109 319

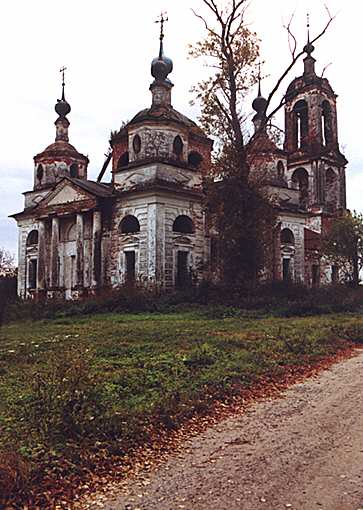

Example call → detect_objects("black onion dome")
303 41 315 55
252 95 267 115
55 98 71 118
151 53 173 81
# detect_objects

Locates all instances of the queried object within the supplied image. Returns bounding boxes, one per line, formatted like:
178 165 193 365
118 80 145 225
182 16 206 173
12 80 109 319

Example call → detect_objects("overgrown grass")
0 309 363 506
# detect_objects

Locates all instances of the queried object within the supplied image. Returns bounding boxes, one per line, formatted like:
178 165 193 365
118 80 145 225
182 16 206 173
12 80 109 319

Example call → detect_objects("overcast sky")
1 0 361 259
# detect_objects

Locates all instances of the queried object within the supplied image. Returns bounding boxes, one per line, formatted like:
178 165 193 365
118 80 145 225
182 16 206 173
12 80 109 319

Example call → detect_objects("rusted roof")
34 141 88 161
69 178 114 197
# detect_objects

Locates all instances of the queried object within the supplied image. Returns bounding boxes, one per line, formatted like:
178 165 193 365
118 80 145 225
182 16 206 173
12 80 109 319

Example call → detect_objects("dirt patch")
81 347 363 510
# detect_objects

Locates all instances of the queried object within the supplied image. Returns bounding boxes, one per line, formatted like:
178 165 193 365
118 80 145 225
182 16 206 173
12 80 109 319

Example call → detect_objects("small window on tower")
188 151 203 169
117 152 129 169
70 163 78 178
173 135 184 157
36 164 44 182
277 161 285 179
133 135 141 154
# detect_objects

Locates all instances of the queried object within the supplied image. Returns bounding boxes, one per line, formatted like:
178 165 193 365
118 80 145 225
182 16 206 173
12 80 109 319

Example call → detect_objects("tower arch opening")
321 100 333 146
293 100 308 150
26 230 39 246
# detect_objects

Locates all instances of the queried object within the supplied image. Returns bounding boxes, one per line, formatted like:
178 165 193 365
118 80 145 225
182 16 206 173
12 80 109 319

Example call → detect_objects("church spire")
303 14 316 77
150 13 174 108
54 66 71 142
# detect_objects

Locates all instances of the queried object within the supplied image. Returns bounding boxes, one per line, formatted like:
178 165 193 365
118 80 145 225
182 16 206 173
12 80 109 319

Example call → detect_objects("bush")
20 346 105 442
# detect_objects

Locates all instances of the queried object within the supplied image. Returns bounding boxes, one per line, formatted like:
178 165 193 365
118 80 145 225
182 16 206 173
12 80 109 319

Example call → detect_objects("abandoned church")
11 30 347 299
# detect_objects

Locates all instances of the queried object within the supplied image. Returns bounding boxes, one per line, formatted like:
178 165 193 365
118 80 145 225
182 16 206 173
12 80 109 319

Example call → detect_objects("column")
76 213 84 288
50 216 60 288
92 210 102 288
36 220 46 292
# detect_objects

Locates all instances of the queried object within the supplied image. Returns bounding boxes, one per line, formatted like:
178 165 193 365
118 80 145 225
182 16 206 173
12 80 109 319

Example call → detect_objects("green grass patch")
0 309 362 505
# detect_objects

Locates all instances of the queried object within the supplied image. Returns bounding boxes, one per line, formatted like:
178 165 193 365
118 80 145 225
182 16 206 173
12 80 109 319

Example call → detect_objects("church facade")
11 34 347 299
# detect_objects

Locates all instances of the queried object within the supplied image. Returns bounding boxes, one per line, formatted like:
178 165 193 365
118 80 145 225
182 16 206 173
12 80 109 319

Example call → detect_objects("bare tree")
190 0 335 284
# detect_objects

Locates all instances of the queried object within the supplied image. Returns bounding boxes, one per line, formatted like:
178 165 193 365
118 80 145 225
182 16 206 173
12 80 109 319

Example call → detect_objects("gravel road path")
93 350 363 510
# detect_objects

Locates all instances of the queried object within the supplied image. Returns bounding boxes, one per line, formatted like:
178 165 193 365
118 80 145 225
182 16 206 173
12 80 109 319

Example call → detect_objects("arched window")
36 164 44 182
117 152 129 169
119 215 140 234
293 100 308 150
173 215 194 234
133 135 141 154
70 163 78 178
292 167 309 208
26 230 39 247
188 151 203 169
280 228 295 245
173 135 184 157
321 101 333 146
277 161 285 179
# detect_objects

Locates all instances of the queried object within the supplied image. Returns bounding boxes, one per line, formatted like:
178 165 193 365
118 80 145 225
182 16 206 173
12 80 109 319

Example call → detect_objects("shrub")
20 346 105 442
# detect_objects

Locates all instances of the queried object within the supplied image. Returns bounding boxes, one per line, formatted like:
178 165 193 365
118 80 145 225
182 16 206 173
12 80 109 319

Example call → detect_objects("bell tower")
284 27 347 213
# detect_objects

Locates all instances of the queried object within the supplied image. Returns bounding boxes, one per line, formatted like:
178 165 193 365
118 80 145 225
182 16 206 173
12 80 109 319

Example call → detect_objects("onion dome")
252 72 267 133
151 13 173 83
55 97 71 118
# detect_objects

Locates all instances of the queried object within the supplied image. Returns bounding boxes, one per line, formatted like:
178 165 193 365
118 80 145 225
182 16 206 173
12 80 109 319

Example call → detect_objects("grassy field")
0 309 363 505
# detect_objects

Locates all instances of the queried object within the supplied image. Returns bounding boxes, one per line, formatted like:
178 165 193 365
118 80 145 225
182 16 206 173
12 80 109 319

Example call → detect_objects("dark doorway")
28 259 37 289
312 265 320 287
282 258 290 282
125 251 136 283
176 251 189 288
331 265 338 284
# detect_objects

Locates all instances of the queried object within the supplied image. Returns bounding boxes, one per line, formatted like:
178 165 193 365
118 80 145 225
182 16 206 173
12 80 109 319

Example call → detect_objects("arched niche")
173 215 194 234
280 228 295 245
119 215 140 234
173 135 184 157
293 100 308 150
292 167 309 207
26 230 39 247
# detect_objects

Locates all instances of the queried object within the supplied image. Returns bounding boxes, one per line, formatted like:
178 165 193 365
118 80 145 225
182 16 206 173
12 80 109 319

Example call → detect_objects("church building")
11 28 347 299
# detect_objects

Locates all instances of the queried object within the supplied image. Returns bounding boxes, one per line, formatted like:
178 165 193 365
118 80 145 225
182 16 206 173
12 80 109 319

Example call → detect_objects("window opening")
176 251 189 288
125 251 136 283
70 163 78 178
28 259 37 289
282 258 290 282
188 151 203 169
312 264 320 287
173 136 183 157
133 135 141 154
173 215 194 234
119 215 140 234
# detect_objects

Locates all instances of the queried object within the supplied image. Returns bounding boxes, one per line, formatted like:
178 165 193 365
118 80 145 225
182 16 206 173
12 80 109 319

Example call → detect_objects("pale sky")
1 0 361 259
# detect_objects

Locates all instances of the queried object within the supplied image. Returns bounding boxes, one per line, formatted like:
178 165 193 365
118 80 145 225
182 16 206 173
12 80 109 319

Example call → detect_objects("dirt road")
91 350 363 510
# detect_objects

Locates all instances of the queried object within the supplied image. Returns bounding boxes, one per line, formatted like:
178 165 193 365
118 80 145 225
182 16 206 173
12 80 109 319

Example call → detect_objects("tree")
0 248 17 327
190 0 334 284
322 212 363 286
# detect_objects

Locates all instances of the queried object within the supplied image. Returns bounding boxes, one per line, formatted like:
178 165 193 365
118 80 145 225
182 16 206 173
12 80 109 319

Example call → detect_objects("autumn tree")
0 247 17 327
322 212 363 287
190 0 334 284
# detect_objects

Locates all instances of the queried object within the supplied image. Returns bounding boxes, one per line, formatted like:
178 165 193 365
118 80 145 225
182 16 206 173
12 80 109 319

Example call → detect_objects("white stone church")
11 33 347 299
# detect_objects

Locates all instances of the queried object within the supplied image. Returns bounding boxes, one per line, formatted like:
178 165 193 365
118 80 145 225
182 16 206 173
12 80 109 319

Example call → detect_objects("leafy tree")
0 247 15 277
190 0 334 284
322 211 363 286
